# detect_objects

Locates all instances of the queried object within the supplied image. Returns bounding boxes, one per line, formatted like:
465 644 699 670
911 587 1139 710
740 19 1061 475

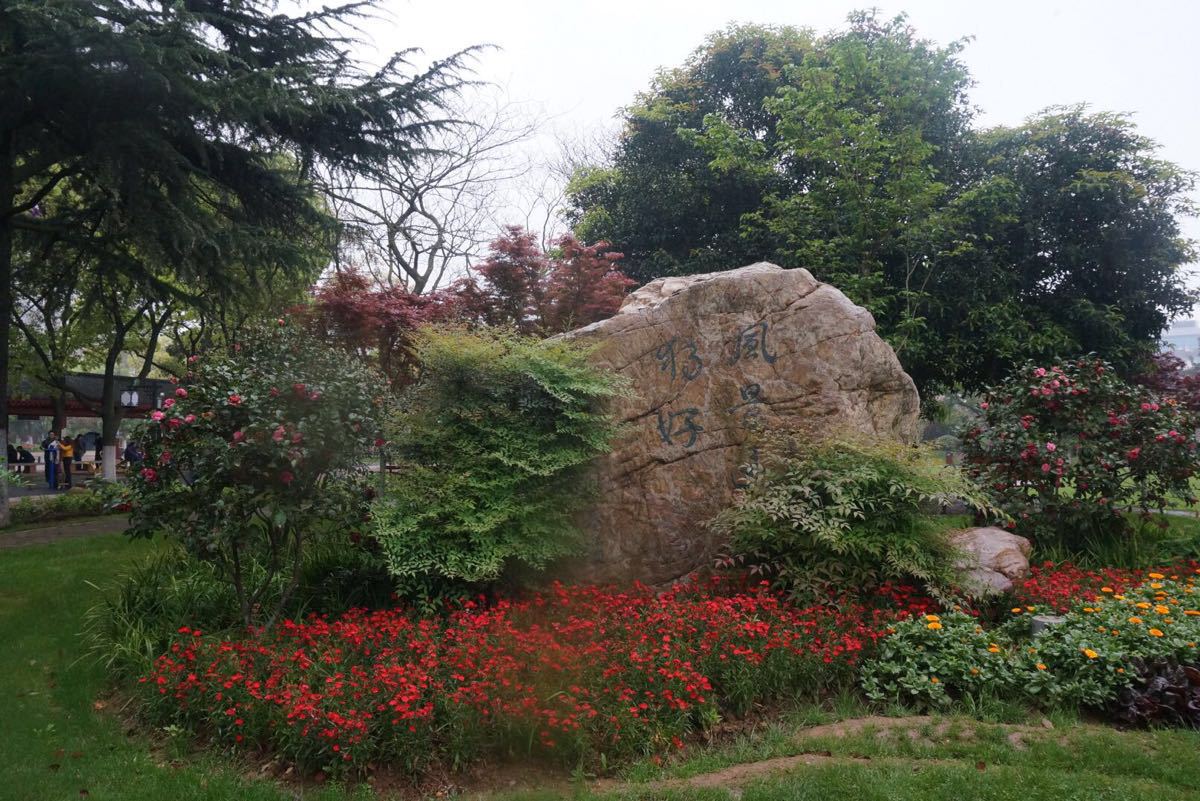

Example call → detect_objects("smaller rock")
949 526 1032 598
960 567 1013 596
1031 614 1067 636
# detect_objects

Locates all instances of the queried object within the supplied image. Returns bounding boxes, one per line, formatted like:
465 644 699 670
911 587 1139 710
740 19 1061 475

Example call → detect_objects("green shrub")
709 435 991 602
7 489 112 527
372 327 626 591
85 535 393 678
862 571 1200 714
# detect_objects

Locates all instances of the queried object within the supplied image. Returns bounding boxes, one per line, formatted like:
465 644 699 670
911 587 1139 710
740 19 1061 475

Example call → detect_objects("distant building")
1163 319 1200 366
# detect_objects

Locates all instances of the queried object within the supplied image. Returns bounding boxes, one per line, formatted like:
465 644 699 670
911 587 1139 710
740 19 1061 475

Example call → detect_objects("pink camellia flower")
272 425 286 443
1045 442 1056 452
232 430 245 444
1127 447 1141 460
277 318 286 327
374 437 386 447
308 390 321 401
269 387 280 398
184 414 197 424
292 383 306 397
140 467 158 483
227 394 242 406
163 398 175 409
291 432 303 445
187 355 199 364
158 451 172 465
1141 403 1152 412
1034 367 1047 377
175 387 188 398
1150 402 1160 411
1041 463 1051 472
979 402 989 410
151 410 165 421
280 470 295 485
167 418 182 430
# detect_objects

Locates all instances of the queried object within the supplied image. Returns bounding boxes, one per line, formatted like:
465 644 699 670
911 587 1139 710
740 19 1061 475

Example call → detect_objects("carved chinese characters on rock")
560 262 921 586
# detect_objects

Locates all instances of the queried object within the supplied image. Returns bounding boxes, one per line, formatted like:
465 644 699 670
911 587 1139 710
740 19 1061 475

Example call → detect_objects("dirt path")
0 515 128 549
588 715 1064 797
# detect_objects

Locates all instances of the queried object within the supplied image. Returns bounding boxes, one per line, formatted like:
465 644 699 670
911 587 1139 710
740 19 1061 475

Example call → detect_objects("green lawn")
0 535 366 801
2 533 1200 801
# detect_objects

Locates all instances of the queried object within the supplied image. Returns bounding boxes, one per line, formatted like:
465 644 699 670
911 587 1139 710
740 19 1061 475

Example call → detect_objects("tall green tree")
0 0 468 520
568 12 1197 400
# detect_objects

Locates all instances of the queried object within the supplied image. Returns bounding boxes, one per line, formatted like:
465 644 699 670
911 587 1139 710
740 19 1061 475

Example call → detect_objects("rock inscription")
562 262 921 585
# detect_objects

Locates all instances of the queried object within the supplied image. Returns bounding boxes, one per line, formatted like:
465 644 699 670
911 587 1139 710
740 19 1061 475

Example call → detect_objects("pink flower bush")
963 357 1200 546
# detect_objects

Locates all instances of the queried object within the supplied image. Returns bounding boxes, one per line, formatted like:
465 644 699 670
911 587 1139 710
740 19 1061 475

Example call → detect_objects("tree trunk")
0 129 14 527
100 355 122 481
52 389 67 433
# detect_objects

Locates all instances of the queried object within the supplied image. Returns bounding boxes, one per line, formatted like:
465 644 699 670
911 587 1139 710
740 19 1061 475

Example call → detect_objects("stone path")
0 515 128 549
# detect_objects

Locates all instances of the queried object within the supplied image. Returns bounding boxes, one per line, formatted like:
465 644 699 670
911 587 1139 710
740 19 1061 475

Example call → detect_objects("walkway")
0 515 128 549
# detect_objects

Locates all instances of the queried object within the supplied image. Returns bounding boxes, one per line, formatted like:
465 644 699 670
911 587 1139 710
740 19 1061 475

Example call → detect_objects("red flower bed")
1009 561 1200 613
138 581 932 775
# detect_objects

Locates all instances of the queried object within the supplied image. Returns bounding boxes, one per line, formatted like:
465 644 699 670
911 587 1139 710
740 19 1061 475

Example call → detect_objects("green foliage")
84 538 393 680
569 12 1197 397
710 435 991 601
961 357 1200 552
124 322 383 627
373 327 626 589
6 489 111 528
863 574 1200 714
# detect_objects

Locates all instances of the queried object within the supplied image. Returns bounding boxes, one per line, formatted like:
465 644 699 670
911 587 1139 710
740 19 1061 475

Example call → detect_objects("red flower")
280 470 295 485
175 387 188 398
139 467 158 483
228 394 243 406
231 430 245 444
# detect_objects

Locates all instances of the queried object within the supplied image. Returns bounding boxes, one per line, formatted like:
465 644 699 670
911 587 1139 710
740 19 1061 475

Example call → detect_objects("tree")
301 269 461 390
568 13 1197 399
0 0 467 521
325 96 538 293
568 23 816 283
453 226 633 335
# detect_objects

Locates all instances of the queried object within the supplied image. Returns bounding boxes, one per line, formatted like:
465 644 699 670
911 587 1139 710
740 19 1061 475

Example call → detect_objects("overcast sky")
368 0 1200 299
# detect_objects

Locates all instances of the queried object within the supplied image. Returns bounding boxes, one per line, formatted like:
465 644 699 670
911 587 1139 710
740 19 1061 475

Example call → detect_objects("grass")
0 534 365 801
3 532 1200 801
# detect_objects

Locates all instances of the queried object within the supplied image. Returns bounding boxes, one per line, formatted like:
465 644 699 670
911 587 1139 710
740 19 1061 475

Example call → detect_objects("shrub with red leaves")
138 581 931 776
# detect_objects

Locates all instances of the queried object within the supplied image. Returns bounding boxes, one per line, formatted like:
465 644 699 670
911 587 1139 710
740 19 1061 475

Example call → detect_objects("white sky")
368 0 1200 293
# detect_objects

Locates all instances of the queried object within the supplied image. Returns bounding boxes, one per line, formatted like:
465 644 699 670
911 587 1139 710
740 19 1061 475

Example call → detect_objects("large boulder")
562 262 921 585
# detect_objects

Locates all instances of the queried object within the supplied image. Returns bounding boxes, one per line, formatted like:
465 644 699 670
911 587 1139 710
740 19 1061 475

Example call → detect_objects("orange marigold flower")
926 622 942 631
1154 605 1170 615
1101 587 1114 593
1128 617 1144 625
1036 663 1047 671
930 677 939 684
925 614 941 622
1148 628 1165 637
1148 572 1165 580
1082 648 1099 659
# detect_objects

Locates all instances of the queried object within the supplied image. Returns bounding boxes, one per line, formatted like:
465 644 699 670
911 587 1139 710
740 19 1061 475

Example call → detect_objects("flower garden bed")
134 565 1200 780
137 581 932 776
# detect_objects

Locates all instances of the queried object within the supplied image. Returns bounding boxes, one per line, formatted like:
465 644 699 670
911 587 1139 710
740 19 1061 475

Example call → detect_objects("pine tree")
0 0 468 522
